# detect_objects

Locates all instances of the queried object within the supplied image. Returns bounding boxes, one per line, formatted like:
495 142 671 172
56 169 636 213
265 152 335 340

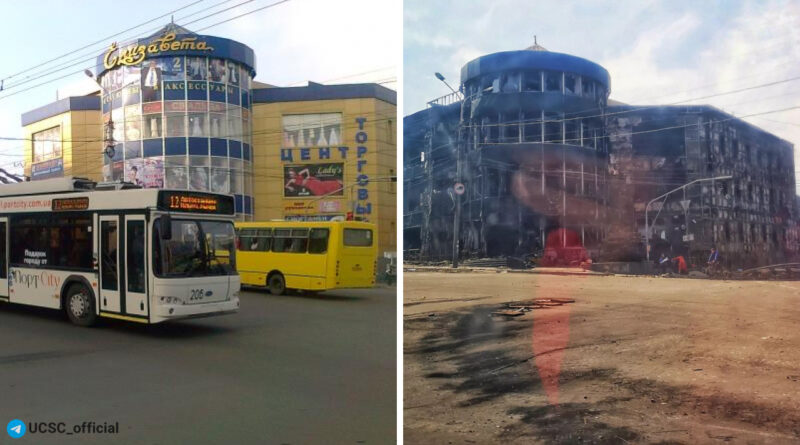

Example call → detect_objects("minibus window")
308 229 329 254
343 228 373 247
289 229 309 253
272 228 291 252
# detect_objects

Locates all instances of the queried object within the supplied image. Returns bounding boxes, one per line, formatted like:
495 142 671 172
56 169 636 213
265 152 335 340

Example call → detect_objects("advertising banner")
125 158 164 188
284 163 344 198
31 158 63 180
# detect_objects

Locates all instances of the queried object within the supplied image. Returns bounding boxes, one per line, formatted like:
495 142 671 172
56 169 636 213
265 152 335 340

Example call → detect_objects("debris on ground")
491 298 576 317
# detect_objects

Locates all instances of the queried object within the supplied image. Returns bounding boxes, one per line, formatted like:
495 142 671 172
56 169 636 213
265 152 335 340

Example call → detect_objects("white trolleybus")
0 177 240 326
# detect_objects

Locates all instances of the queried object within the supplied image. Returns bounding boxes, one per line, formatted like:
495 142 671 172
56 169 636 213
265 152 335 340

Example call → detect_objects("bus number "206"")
189 289 206 301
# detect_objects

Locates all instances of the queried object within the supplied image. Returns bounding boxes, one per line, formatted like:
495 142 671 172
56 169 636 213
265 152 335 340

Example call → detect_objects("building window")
32 126 62 163
282 113 342 148
501 112 520 143
523 110 542 142
545 71 562 92
582 79 595 99
523 71 542 92
544 112 562 143
564 74 578 95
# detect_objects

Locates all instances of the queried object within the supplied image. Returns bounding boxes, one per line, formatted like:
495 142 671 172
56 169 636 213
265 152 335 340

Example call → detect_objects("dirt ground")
404 270 800 444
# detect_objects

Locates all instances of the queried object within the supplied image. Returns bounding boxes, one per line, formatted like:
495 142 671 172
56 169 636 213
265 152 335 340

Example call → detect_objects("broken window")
480 76 493 95
501 111 520 143
502 72 521 93
523 70 542 92
582 121 595 149
564 118 578 144
564 74 577 94
522 110 542 142
544 112 562 143
545 71 562 92
582 79 595 99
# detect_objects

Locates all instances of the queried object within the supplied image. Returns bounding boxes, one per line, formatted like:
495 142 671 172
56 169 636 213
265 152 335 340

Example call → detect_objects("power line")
0 0 206 84
0 0 291 98
1 0 240 92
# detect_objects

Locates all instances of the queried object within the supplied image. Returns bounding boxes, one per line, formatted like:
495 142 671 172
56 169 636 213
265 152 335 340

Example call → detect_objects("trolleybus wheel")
268 273 286 296
65 283 97 327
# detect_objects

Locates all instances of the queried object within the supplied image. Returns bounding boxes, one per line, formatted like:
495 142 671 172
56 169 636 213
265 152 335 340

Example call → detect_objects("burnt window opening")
480 115 499 143
486 168 500 197
582 80 595 99
523 71 542 92
564 74 577 94
545 71 562 92
544 112 562 143
502 72 521 93
523 111 542 142
582 122 595 148
501 111 520 143
480 75 493 95
565 119 579 144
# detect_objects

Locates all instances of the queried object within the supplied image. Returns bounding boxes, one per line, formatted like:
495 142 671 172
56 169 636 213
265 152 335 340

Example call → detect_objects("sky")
404 0 800 193
0 0 400 174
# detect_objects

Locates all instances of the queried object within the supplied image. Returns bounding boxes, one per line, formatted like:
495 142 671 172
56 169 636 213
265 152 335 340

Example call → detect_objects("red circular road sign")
454 183 465 195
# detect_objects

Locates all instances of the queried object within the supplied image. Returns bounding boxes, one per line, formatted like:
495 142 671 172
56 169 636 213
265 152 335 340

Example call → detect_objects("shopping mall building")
20 24 397 255
404 42 798 269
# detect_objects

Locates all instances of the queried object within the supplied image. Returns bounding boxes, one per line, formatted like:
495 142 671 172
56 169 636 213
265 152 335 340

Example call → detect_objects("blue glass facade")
97 30 256 220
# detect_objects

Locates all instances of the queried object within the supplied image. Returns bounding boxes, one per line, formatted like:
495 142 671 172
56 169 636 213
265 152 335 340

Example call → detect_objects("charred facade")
404 45 799 268
608 106 798 268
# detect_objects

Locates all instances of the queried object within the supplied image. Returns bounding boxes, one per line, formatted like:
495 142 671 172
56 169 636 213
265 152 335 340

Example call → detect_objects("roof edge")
21 96 101 127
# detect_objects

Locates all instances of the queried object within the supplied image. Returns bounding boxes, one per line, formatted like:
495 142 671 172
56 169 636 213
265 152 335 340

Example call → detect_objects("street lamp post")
434 73 465 268
84 69 115 159
644 175 733 261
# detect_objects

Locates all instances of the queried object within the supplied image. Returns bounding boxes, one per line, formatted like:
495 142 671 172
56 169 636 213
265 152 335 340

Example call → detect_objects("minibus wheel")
268 273 286 295
65 283 97 327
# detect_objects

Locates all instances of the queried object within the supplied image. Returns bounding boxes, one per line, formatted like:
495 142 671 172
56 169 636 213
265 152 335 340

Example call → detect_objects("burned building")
608 105 798 269
405 43 611 263
404 44 798 268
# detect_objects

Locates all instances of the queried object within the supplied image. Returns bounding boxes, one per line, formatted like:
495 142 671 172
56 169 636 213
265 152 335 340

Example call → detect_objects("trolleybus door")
98 215 121 313
124 215 148 317
0 217 7 298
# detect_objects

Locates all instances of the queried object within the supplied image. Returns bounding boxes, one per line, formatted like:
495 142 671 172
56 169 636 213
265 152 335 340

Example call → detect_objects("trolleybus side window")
0 221 6 279
343 228 373 247
10 215 93 269
127 220 145 293
308 228 329 254
101 220 118 290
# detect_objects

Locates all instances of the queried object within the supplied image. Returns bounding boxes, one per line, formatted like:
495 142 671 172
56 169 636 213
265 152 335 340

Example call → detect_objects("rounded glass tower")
458 43 611 258
96 24 256 220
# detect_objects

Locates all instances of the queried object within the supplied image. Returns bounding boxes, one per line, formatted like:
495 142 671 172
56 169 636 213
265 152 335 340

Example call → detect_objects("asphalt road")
0 286 396 445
